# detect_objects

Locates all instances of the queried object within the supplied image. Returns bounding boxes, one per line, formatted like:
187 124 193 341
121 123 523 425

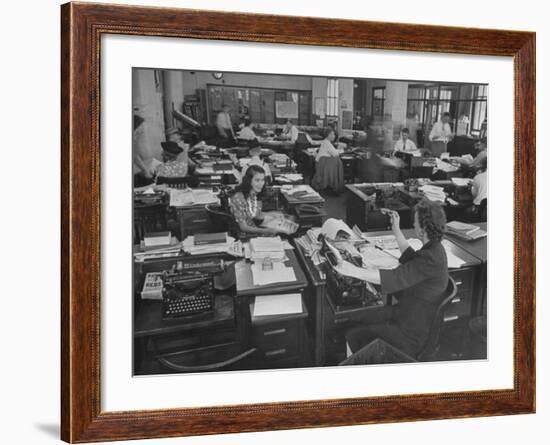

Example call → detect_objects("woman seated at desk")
155 138 191 179
335 199 449 358
465 156 487 221
229 164 294 236
312 128 344 194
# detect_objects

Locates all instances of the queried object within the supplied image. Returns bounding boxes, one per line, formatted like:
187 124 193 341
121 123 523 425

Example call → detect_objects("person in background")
229 165 282 236
281 119 299 143
155 140 189 178
237 118 257 141
338 199 449 359
216 104 236 146
393 128 417 154
429 112 454 143
133 115 161 187
165 127 195 172
311 128 345 194
315 128 340 161
242 145 272 181
456 137 487 172
465 156 487 221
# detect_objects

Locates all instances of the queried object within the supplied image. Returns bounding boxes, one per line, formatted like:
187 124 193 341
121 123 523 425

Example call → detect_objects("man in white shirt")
216 104 236 145
282 120 299 143
429 112 454 157
429 112 454 142
237 119 257 140
393 128 417 154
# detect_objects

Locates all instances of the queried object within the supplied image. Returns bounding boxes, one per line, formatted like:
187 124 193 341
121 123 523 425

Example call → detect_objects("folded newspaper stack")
446 221 487 241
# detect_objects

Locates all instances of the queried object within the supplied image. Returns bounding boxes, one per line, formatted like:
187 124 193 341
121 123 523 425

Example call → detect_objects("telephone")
296 204 322 216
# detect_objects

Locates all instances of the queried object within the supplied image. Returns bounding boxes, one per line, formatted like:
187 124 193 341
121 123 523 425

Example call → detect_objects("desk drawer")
442 291 472 323
252 319 300 359
449 268 475 294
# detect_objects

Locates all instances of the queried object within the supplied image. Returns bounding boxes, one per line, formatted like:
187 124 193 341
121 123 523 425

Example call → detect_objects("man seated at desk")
230 164 296 236
393 128 417 155
454 137 487 173
334 199 449 358
280 119 299 143
237 118 258 141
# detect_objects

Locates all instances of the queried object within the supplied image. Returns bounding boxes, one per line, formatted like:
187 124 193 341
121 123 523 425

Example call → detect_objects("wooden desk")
295 229 482 365
445 222 487 315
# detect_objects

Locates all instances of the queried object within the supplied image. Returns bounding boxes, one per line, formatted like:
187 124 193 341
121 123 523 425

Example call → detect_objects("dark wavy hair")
414 198 447 242
235 164 266 199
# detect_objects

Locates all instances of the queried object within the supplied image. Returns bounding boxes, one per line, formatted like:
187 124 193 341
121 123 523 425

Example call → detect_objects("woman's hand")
381 208 400 233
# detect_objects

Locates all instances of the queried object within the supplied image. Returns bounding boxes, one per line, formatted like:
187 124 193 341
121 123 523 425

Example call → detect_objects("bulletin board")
275 101 298 119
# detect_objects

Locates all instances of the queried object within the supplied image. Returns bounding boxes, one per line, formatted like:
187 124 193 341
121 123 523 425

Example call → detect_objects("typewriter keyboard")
163 293 213 318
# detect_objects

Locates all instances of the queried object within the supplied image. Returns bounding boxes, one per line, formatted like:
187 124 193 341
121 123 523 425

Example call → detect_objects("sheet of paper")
251 262 297 286
253 293 302 317
443 247 466 268
169 189 194 207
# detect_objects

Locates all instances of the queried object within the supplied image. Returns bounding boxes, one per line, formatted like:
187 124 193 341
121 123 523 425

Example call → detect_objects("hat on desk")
161 141 183 155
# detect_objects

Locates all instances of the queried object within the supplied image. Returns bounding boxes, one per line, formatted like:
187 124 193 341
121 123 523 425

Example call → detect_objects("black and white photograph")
132 68 488 375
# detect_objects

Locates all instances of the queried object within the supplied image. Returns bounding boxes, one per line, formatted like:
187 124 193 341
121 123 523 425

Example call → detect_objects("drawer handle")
455 280 463 286
451 297 461 304
192 218 208 223
263 328 287 336
265 348 286 357
444 315 459 322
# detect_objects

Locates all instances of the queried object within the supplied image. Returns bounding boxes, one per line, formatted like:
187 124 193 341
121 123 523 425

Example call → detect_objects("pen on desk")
374 244 399 259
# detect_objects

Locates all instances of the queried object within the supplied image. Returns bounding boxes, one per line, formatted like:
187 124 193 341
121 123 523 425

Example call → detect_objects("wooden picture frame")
61 2 535 442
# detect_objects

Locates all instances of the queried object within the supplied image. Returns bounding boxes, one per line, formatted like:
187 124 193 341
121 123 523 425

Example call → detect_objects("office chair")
416 277 458 361
157 343 258 373
340 277 457 365
205 204 238 238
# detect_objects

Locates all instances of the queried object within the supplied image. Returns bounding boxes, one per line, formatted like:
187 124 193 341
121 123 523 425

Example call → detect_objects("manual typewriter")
319 235 384 311
160 259 228 320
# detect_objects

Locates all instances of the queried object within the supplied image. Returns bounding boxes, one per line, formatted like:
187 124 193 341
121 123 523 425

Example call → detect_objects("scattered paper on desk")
251 262 296 286
169 189 194 207
451 177 473 187
443 247 466 269
359 246 399 269
253 293 302 317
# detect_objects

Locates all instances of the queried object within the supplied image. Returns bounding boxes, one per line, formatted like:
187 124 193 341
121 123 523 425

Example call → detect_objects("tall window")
326 79 339 117
471 85 487 134
372 87 385 117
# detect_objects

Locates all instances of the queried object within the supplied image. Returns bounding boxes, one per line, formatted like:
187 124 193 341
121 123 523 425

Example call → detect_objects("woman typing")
336 199 449 358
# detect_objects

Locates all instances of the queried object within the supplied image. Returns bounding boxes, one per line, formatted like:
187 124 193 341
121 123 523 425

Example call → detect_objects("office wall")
180 71 313 96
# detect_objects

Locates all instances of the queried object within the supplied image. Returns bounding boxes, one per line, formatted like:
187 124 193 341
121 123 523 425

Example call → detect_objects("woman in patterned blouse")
229 165 280 236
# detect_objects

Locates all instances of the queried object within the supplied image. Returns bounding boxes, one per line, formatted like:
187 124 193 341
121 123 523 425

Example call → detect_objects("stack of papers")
251 262 297 286
275 173 303 183
183 235 237 255
252 293 302 317
435 158 460 173
169 189 220 207
446 221 487 241
283 185 321 199
420 184 447 202
250 236 286 262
